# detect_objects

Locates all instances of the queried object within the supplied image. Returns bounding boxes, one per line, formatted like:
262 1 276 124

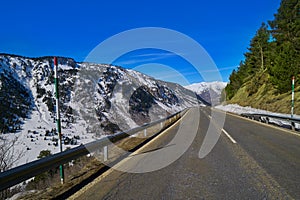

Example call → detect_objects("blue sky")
0 0 281 85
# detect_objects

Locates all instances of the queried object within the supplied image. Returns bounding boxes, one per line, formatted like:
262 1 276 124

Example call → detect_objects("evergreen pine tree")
268 0 300 93
244 23 272 73
225 0 300 99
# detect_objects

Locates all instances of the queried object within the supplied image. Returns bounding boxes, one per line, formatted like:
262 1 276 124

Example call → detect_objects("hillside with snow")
0 54 204 167
185 82 227 105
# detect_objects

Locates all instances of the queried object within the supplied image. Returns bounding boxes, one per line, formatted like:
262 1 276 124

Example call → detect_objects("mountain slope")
0 54 204 165
185 82 227 105
224 0 299 113
226 70 300 114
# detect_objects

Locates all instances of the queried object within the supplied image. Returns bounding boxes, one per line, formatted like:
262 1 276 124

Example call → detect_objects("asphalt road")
70 107 300 200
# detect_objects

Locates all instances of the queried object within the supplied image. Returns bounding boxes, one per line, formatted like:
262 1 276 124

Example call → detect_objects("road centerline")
206 113 237 144
222 128 237 144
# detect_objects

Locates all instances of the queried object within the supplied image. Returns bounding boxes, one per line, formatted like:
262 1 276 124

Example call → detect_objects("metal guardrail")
0 109 187 191
241 113 300 131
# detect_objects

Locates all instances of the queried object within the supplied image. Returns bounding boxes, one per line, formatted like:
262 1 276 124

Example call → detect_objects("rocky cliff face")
0 54 204 137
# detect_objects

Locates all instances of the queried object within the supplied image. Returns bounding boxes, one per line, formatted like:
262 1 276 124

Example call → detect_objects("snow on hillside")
186 82 227 94
216 104 300 129
185 81 227 105
0 54 204 168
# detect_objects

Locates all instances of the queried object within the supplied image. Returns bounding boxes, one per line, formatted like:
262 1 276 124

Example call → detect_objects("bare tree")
0 135 25 199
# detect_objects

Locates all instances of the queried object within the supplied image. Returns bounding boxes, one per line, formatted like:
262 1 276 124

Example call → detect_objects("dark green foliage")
153 84 179 105
129 86 155 125
34 150 55 182
103 122 121 133
226 0 300 99
225 22 272 99
268 0 300 47
43 91 55 112
36 84 46 98
225 62 249 100
269 42 300 93
0 73 33 133
268 0 300 93
37 149 52 159
129 86 155 113
244 23 272 72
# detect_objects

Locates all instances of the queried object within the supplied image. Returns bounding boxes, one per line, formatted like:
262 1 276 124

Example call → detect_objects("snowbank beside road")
215 104 300 129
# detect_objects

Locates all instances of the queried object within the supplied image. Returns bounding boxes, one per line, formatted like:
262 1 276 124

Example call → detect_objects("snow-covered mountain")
0 54 204 166
185 82 227 106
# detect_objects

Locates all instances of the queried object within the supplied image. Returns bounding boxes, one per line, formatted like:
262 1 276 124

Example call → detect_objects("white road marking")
224 111 300 138
222 128 237 144
69 109 192 200
207 113 237 144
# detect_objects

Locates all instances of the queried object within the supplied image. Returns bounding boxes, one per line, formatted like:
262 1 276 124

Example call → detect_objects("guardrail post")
291 122 295 131
144 128 147 137
242 113 300 132
104 146 108 162
0 109 186 191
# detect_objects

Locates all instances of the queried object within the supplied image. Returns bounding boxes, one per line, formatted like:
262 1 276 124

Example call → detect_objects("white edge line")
214 108 300 138
69 109 192 199
132 109 191 155
222 128 237 144
206 112 236 144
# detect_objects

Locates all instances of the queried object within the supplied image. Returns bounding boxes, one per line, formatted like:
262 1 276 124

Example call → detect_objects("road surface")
70 107 300 199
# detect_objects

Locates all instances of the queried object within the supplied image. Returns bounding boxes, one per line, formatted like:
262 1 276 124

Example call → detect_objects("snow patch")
216 104 300 129
0 54 204 169
185 81 227 95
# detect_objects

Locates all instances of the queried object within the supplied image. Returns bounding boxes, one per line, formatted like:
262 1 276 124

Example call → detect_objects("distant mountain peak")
185 81 227 106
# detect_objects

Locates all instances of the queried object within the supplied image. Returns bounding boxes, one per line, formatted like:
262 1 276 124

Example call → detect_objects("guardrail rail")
0 109 188 191
241 113 300 131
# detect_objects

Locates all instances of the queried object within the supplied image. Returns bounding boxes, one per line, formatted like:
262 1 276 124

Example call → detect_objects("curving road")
70 107 300 200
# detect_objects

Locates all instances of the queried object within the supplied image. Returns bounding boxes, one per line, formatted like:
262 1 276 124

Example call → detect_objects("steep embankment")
225 0 299 114
227 70 300 113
